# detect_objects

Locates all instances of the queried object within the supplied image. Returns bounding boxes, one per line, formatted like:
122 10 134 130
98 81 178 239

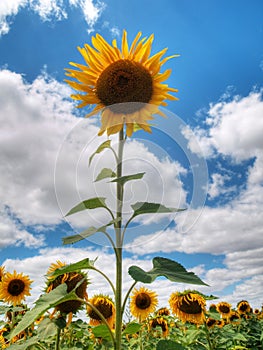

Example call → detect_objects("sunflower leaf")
95 168 117 182
89 140 111 166
122 322 141 335
48 258 97 278
7 284 80 341
7 335 41 349
65 197 107 216
131 202 186 218
92 324 112 341
62 219 119 245
128 257 208 286
157 340 186 350
110 172 145 185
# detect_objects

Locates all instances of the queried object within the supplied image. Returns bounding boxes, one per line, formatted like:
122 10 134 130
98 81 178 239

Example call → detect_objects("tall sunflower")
45 261 88 315
130 286 158 321
216 301 232 318
65 30 178 137
169 291 206 325
0 271 32 306
87 294 115 329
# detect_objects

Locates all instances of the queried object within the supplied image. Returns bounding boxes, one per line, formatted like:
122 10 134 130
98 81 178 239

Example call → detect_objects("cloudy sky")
0 0 263 313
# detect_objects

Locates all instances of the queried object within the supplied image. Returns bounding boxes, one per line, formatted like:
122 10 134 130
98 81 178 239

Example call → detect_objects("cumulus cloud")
0 0 105 35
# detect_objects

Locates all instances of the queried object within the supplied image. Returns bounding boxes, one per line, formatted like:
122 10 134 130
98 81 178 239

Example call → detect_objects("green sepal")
128 257 208 286
131 202 186 218
110 172 145 185
65 197 107 216
95 168 117 182
89 140 111 166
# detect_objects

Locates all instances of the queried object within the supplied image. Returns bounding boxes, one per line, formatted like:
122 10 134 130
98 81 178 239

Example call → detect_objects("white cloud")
0 0 105 35
207 172 235 199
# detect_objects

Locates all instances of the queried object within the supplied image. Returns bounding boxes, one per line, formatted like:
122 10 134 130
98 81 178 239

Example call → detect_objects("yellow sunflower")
0 271 32 306
237 300 251 315
130 286 158 321
149 316 169 337
216 301 232 318
169 291 206 325
45 261 88 315
205 317 217 329
156 307 170 317
65 30 178 137
0 266 5 282
87 294 115 329
228 310 241 324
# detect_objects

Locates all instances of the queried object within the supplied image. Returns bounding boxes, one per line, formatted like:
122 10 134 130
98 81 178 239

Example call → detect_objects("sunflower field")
0 263 262 350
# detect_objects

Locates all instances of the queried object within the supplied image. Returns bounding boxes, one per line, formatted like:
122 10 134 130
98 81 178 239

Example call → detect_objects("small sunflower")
130 286 158 321
205 317 217 329
87 294 115 329
149 317 169 337
0 271 32 306
0 266 5 282
156 307 170 317
216 301 232 318
216 319 225 328
65 30 178 137
237 300 251 315
45 261 88 314
228 310 241 324
169 291 206 325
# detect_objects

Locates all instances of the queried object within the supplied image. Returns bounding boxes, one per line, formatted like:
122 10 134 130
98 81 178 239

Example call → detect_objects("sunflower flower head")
45 261 88 314
149 316 169 337
87 294 115 329
169 291 206 325
237 300 251 315
156 307 170 317
0 266 5 282
216 301 232 318
0 271 32 306
65 30 178 137
130 286 158 321
228 310 241 324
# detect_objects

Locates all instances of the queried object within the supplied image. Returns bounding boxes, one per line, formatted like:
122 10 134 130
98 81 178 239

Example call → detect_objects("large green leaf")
7 335 40 350
7 284 80 341
110 172 145 185
157 340 186 350
89 140 111 166
131 202 185 218
122 322 141 335
47 258 96 278
128 257 208 286
95 168 116 182
65 197 107 216
92 324 112 341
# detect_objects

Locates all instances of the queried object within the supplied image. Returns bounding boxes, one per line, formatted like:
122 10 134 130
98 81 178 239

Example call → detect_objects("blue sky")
0 0 263 311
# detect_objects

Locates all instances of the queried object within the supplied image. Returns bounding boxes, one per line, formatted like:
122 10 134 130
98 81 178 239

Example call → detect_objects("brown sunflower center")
96 59 153 113
7 279 25 296
219 305 230 313
179 297 202 315
89 299 113 320
135 292 151 310
239 303 249 312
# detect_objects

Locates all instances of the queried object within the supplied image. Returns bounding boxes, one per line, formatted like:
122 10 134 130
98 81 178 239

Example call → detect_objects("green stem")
55 327 61 350
91 266 116 294
115 128 125 350
121 281 137 317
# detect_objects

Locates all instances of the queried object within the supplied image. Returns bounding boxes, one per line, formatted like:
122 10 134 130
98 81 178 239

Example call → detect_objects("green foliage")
110 172 145 185
130 201 186 218
128 257 208 285
89 140 112 166
65 197 108 216
47 258 96 278
156 340 186 350
95 168 117 182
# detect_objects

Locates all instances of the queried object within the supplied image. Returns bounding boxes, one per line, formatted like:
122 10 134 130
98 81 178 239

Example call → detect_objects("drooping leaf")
122 322 141 335
128 257 208 286
110 172 145 185
7 335 40 350
157 340 186 350
95 168 117 182
47 258 96 278
65 197 107 216
89 140 111 166
92 324 113 341
7 284 80 341
131 202 185 218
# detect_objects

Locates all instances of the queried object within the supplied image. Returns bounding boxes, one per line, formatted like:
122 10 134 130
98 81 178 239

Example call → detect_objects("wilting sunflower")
237 300 251 315
169 291 206 325
130 286 158 321
205 317 217 329
149 317 169 337
87 294 115 329
45 261 88 315
0 266 5 282
216 301 232 318
0 271 32 306
65 30 178 137
156 307 170 317
216 319 225 328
